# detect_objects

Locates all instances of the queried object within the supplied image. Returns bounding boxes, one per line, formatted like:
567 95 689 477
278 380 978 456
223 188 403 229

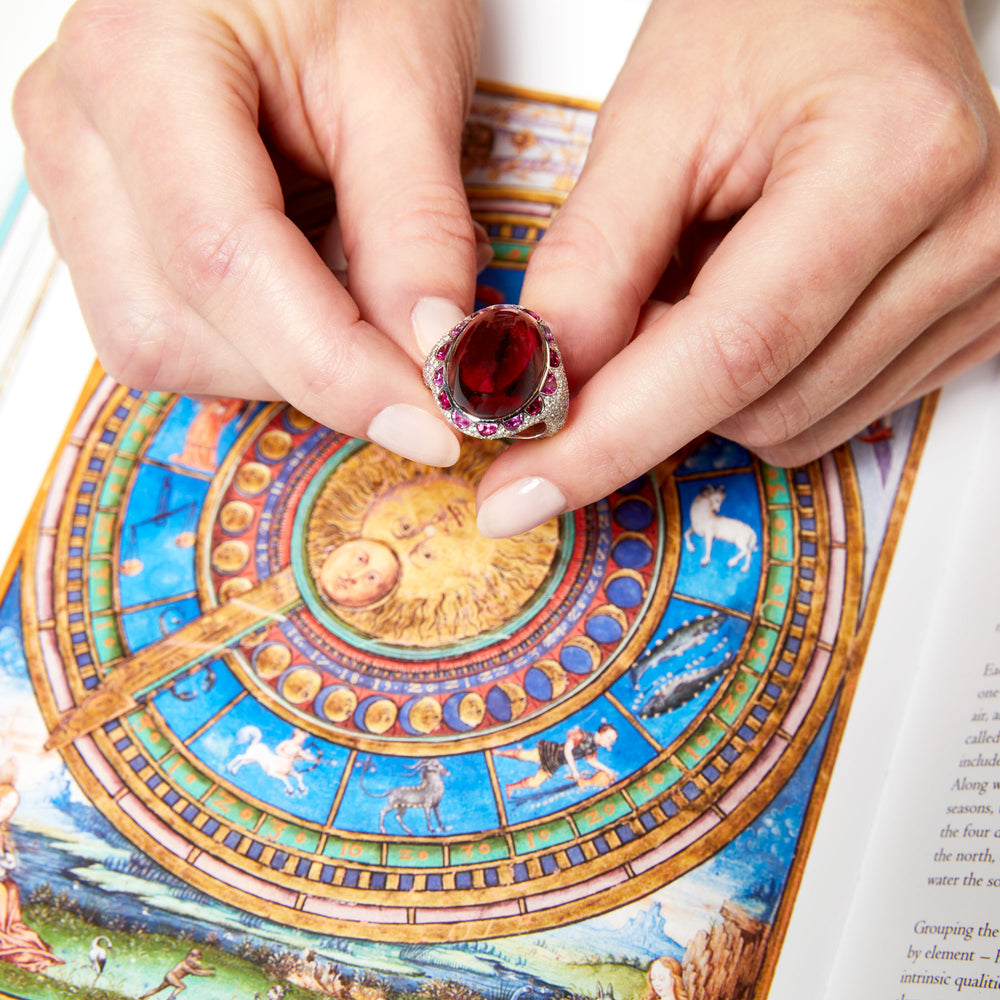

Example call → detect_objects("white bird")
89 936 112 982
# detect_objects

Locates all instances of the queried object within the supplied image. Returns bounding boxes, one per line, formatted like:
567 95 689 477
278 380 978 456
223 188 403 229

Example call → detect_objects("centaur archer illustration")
227 726 321 796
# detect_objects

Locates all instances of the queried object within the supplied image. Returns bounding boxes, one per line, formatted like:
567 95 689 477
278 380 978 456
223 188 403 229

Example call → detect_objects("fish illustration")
630 612 730 687
639 653 736 717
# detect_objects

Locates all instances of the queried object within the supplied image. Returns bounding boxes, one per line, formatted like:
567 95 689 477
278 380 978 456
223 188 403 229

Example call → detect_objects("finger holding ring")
422 304 568 440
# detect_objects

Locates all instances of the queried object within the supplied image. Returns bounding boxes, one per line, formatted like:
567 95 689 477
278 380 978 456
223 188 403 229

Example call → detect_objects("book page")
767 358 1000 998
1 6 999 1000
822 357 1000 997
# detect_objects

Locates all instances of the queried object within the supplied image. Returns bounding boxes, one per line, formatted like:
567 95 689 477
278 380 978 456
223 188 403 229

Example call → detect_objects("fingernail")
412 296 466 357
477 477 567 538
367 404 460 467
472 221 494 274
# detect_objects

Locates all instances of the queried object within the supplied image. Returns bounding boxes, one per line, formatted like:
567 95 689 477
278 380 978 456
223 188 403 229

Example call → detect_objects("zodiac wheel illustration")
23 377 860 941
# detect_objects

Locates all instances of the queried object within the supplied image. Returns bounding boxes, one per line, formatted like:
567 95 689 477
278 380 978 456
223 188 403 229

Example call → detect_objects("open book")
2 79 999 1000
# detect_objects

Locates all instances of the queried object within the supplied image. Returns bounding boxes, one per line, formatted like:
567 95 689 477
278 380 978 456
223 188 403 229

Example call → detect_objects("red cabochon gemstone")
448 307 547 419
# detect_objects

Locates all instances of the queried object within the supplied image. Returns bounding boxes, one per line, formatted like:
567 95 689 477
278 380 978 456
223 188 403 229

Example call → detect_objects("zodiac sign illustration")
630 613 730 687
498 723 619 796
640 655 736 718
684 485 758 572
227 726 319 797
358 757 450 835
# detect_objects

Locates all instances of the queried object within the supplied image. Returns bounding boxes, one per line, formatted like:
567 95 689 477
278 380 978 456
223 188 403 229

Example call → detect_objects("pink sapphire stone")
448 306 547 419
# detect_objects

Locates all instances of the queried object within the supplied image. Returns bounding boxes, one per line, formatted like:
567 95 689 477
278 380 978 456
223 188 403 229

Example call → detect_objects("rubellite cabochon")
422 304 569 441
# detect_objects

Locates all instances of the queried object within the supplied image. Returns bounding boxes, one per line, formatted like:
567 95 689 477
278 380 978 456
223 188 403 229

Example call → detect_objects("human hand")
476 0 1000 537
14 0 484 468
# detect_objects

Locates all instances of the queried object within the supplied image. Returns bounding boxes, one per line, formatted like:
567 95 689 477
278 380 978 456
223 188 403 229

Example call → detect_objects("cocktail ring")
422 304 568 440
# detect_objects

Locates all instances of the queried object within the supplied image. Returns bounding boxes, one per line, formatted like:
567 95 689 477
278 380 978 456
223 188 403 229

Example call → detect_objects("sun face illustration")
305 443 561 647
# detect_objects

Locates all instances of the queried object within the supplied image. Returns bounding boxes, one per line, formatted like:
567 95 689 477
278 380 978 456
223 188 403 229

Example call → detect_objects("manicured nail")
477 477 567 538
367 404 460 467
472 221 494 274
412 297 466 357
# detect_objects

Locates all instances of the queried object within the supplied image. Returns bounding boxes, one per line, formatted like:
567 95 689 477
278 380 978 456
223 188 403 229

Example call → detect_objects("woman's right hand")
14 0 483 467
